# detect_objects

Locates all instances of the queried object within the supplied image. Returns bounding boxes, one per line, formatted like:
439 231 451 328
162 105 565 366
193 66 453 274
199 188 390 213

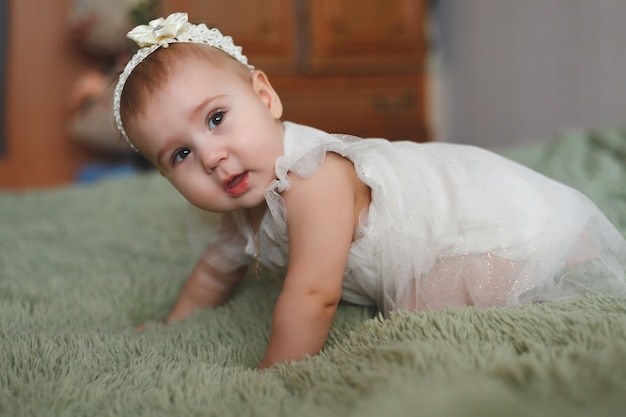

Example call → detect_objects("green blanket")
2 129 626 416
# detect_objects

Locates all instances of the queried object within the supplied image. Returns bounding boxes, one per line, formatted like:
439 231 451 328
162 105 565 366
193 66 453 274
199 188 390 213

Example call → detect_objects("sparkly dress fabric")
199 122 626 316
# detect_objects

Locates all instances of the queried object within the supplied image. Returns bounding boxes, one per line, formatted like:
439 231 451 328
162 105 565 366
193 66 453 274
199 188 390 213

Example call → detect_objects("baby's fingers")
134 322 164 332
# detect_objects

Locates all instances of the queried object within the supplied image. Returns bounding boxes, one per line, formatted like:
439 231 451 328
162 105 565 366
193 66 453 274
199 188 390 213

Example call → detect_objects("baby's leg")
564 231 599 269
407 254 524 311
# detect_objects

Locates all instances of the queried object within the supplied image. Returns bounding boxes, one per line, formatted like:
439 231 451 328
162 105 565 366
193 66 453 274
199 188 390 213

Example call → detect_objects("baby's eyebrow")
156 142 177 171
190 95 226 122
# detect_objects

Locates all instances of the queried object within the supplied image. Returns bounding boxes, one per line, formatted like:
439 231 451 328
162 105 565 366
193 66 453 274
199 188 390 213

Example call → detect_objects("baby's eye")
172 148 191 165
208 110 225 130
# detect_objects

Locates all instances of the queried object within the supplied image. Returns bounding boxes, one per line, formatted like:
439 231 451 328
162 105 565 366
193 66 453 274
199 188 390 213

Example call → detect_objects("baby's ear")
252 70 283 119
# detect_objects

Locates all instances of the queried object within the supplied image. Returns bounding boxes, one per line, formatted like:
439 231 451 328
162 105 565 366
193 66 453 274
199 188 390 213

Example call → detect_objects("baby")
114 13 626 369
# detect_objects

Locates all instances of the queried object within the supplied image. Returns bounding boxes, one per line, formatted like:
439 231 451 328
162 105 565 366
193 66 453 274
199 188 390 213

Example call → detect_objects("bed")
1 128 625 416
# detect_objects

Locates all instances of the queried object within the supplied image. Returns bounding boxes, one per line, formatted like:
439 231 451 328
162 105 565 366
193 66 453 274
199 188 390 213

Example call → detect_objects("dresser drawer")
271 74 429 141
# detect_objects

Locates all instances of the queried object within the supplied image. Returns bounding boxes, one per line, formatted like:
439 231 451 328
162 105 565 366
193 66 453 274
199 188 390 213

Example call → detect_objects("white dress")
197 122 626 317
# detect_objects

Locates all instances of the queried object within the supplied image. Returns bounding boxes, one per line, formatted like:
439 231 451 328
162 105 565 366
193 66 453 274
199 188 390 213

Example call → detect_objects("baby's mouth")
224 172 250 196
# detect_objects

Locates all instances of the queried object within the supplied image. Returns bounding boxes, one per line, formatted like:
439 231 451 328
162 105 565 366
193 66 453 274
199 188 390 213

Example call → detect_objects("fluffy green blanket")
2 129 625 416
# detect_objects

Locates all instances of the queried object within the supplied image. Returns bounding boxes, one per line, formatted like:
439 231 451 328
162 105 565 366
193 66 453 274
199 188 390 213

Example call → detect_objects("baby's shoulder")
285 152 360 197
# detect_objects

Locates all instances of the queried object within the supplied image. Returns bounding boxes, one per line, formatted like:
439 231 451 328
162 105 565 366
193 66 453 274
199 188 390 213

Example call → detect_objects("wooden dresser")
160 0 430 141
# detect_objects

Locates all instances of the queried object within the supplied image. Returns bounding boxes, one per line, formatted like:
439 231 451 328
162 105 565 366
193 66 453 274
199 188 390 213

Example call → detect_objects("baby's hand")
164 302 197 323
134 322 164 332
133 299 195 332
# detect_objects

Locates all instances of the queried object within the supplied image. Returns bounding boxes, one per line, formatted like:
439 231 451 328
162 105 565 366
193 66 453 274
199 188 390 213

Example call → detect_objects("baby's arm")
258 153 360 369
166 257 247 323
166 214 248 323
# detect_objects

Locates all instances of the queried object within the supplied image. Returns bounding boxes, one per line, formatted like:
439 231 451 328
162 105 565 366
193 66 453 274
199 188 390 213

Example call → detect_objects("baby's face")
128 58 284 213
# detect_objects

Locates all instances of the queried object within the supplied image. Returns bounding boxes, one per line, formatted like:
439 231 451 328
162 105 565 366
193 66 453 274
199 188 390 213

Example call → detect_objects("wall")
432 0 626 148
0 0 6 155
0 0 97 189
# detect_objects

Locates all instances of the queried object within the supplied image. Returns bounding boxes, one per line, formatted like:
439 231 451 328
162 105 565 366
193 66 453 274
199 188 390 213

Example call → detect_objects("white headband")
113 12 254 151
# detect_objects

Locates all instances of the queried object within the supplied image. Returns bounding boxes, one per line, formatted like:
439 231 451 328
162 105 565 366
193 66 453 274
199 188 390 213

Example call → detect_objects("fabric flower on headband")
127 12 190 47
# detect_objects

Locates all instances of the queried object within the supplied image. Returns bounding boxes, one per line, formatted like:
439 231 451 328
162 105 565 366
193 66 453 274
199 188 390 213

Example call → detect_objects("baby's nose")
200 146 228 174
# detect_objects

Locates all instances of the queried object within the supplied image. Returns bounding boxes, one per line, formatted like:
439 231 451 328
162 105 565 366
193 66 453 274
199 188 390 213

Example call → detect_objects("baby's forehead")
168 57 252 90
123 44 253 126
138 50 231 95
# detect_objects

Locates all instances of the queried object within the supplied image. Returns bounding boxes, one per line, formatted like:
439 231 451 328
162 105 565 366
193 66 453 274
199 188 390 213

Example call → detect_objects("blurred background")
432 0 626 148
0 0 625 189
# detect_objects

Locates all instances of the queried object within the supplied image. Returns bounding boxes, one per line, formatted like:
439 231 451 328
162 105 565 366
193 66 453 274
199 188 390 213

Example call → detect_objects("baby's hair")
119 43 253 138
